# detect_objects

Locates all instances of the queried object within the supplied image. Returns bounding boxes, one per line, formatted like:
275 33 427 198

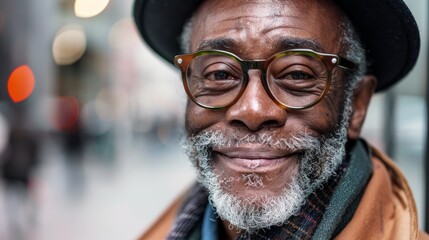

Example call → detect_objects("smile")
214 147 298 173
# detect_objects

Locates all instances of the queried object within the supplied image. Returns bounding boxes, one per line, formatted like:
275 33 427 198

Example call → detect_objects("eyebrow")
196 37 326 55
197 38 237 51
277 37 325 53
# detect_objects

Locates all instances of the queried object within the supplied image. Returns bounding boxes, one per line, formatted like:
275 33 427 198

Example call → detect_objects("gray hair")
180 16 194 54
338 16 367 122
340 16 367 93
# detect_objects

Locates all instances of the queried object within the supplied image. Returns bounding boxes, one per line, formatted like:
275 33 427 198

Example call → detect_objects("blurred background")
0 0 426 239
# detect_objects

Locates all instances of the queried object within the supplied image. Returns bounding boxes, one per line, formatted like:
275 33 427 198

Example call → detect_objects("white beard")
183 100 352 232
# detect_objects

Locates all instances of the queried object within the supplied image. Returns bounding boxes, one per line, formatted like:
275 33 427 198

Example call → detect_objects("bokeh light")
74 0 110 18
7 65 36 103
95 87 128 123
81 101 112 136
52 24 86 65
108 17 132 49
51 96 80 132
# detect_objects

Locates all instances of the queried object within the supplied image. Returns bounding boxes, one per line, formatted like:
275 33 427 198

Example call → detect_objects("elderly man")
134 0 428 239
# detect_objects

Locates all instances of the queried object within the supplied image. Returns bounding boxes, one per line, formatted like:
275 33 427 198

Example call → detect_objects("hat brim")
133 0 420 92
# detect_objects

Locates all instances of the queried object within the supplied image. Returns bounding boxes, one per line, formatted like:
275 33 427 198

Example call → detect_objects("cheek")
293 88 344 135
311 106 341 131
185 102 225 135
317 89 345 130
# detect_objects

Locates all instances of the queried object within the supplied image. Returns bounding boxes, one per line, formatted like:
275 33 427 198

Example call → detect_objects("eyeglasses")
174 49 357 110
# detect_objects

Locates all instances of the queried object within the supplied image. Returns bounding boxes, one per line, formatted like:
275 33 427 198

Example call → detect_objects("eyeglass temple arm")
338 57 358 72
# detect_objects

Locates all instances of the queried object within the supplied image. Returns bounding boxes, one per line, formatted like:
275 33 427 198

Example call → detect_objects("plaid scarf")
167 161 348 240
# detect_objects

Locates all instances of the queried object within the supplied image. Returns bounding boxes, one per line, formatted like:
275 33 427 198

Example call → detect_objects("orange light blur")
7 65 35 103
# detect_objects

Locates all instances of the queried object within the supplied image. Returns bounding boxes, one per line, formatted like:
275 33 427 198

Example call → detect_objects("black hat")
133 0 420 92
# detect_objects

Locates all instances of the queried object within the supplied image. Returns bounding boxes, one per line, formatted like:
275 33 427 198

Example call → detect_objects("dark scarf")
167 140 372 240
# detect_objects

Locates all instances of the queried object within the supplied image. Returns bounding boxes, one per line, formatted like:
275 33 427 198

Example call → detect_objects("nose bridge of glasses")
243 60 266 71
242 60 267 82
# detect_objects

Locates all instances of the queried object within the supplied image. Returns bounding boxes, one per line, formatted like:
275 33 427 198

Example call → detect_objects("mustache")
185 130 321 153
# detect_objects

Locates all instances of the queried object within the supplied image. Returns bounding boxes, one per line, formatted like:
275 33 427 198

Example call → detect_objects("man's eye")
288 71 313 80
207 70 234 80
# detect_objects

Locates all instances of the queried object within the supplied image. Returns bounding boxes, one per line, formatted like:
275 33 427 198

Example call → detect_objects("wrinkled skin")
185 0 376 238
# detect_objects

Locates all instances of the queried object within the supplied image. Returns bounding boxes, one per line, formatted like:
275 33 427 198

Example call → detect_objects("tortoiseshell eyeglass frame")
174 49 357 110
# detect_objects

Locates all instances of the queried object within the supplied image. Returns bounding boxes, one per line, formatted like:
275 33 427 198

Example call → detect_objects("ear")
347 75 377 140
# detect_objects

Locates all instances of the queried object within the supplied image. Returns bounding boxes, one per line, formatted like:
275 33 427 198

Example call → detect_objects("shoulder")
137 183 208 240
336 144 425 239
137 191 187 240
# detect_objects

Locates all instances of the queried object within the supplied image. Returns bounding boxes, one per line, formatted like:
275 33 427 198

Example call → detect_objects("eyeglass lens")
186 52 329 108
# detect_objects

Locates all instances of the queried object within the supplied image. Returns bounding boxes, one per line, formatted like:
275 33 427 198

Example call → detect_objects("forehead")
190 0 345 58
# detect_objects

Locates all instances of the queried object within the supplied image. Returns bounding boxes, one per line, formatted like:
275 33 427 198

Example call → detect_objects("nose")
225 70 287 132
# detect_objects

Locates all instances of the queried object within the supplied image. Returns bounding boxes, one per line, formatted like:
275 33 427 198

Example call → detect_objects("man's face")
184 0 353 231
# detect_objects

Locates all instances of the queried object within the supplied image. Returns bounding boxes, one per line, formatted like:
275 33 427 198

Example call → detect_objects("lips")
214 146 297 172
